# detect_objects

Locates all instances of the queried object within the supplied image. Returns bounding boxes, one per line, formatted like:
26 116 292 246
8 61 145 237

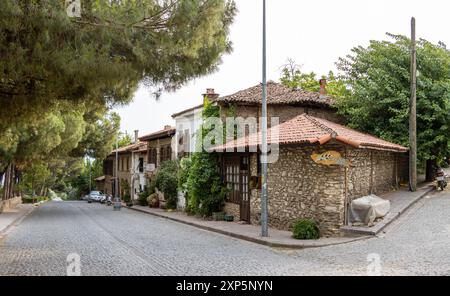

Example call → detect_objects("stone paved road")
1 190 450 276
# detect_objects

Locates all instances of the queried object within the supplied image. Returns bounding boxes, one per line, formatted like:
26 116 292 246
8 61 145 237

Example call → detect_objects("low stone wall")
223 202 240 219
0 196 22 213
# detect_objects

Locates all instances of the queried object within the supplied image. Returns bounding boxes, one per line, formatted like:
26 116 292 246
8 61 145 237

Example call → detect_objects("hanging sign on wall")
311 151 351 167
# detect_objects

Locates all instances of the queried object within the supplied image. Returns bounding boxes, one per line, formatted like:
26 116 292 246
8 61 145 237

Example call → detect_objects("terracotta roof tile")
214 114 408 153
215 81 334 108
110 141 147 155
139 126 176 142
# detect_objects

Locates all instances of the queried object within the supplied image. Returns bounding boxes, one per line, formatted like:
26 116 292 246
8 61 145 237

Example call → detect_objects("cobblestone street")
1 190 450 276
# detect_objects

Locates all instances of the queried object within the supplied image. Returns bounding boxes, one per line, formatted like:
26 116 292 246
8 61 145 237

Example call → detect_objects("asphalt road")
1 190 450 276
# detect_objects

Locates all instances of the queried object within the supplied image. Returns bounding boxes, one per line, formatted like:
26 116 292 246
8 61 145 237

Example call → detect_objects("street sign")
146 164 156 172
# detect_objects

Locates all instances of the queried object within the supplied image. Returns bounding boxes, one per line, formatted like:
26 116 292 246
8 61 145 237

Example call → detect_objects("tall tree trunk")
9 165 15 199
2 163 12 200
426 159 437 182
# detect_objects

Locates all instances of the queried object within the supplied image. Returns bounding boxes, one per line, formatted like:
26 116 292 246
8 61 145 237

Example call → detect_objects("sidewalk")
0 204 35 238
340 182 435 236
127 205 370 249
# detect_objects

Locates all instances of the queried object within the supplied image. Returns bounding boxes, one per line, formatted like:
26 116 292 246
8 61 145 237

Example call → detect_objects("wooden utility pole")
409 17 417 192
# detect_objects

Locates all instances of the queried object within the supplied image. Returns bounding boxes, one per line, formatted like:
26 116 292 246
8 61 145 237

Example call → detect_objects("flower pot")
224 214 234 222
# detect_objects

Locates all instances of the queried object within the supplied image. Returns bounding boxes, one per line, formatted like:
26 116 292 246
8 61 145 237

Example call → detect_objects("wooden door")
224 154 251 223
239 155 251 223
225 156 240 204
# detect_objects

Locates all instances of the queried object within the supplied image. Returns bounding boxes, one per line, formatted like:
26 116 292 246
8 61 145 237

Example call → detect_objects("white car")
87 191 104 202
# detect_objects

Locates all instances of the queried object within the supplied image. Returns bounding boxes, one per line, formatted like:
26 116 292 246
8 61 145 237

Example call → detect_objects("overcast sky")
114 0 450 137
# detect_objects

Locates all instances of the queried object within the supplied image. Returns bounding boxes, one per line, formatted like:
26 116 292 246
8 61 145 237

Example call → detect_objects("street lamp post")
88 157 91 201
114 134 122 211
261 0 269 237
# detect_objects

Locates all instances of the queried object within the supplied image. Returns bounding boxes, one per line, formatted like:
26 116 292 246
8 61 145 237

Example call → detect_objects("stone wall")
0 196 22 213
223 202 240 219
250 144 346 236
346 148 408 201
248 143 408 236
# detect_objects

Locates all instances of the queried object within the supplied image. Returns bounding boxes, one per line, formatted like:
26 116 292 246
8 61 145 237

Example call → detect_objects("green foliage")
154 160 179 210
121 179 131 203
22 195 49 204
184 97 228 216
20 162 51 196
147 193 159 208
137 184 152 206
178 157 193 191
336 34 450 166
0 0 237 132
280 59 349 99
116 133 133 149
1 0 236 199
67 158 103 199
292 219 320 240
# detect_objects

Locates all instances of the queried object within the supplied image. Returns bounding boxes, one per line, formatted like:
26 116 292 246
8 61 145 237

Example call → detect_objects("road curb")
126 206 371 249
0 204 36 238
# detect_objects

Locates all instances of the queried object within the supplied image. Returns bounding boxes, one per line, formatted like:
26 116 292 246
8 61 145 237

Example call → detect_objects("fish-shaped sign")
311 151 351 167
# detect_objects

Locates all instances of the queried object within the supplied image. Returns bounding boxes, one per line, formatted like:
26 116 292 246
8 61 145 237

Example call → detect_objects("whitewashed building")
171 89 219 157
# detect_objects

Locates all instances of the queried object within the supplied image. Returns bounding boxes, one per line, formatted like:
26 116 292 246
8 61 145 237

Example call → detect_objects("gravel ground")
0 190 450 276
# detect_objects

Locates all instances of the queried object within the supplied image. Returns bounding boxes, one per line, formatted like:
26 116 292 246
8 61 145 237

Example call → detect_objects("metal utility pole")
261 0 269 237
409 17 417 192
114 134 122 211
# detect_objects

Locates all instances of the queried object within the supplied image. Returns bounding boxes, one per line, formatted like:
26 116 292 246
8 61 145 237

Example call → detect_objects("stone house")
139 125 176 176
214 113 408 236
101 131 148 201
187 81 409 236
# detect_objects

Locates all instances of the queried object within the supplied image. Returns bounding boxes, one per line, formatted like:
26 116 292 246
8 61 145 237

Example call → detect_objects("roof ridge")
303 114 337 137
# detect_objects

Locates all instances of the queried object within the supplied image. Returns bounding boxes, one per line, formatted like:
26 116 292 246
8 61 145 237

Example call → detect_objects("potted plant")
224 214 234 222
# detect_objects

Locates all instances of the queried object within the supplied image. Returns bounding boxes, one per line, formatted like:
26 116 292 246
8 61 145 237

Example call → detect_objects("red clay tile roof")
139 126 176 142
213 114 408 152
215 81 334 108
110 141 147 155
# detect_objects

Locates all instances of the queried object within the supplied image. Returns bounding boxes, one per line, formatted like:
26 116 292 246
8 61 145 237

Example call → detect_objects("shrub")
138 188 149 206
292 219 320 240
147 193 159 208
178 157 192 192
154 160 178 210
182 98 228 217
22 195 48 204
186 152 228 217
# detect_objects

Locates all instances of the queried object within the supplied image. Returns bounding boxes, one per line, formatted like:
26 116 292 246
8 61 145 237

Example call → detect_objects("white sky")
114 0 450 137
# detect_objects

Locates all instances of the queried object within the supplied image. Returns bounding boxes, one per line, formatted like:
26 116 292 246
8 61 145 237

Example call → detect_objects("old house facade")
215 114 408 236
139 126 176 176
102 131 148 201
205 82 408 236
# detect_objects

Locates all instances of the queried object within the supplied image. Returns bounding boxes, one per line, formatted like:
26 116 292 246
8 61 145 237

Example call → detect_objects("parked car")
87 191 104 203
99 194 108 204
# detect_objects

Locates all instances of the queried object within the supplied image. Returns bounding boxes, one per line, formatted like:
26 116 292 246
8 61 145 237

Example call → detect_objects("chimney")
319 79 327 98
134 130 139 143
164 125 172 130
202 88 219 101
